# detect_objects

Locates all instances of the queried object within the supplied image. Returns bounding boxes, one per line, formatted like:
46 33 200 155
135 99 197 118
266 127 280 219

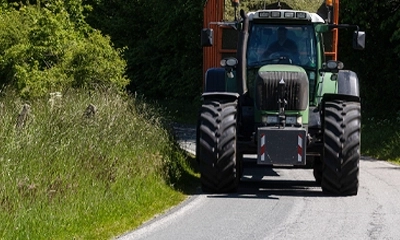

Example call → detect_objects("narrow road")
116 124 400 240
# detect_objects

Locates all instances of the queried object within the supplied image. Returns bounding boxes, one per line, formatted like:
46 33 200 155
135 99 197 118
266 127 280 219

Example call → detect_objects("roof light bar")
255 10 311 21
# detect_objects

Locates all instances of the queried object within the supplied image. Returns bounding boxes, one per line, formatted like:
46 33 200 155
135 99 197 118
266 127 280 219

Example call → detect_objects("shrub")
0 1 129 98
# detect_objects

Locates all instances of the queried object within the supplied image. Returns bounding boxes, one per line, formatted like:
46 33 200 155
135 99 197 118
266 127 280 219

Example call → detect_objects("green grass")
361 116 400 164
0 88 199 239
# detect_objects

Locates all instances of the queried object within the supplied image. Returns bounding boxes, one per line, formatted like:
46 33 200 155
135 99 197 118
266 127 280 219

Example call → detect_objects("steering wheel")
266 51 295 64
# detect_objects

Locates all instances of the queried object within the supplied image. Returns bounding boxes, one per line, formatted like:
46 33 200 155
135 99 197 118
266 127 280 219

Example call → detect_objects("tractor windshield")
247 23 317 69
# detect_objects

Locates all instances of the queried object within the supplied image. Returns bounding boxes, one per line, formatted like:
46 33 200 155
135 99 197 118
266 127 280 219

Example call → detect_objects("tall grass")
0 88 198 239
362 116 400 163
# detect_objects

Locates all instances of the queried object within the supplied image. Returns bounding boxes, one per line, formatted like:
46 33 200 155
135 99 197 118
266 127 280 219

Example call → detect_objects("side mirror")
353 31 366 50
201 28 213 47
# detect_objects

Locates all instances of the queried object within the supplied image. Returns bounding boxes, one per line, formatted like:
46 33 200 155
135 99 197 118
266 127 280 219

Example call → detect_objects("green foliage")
338 0 400 118
0 1 129 98
68 32 128 89
85 0 203 100
0 89 197 239
362 116 400 162
224 0 324 20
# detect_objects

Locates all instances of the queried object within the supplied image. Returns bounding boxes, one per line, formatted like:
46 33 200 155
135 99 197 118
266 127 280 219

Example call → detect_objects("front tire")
321 99 360 196
198 97 239 193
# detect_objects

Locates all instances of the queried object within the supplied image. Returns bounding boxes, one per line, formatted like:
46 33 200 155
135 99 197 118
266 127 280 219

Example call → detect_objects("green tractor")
197 1 365 196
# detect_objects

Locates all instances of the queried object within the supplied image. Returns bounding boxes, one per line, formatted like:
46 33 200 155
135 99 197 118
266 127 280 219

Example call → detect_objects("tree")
0 0 129 98
86 0 203 100
339 0 400 117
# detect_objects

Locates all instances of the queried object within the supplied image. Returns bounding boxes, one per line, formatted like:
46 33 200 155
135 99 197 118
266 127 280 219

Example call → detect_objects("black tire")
195 109 201 163
321 99 360 196
198 97 239 193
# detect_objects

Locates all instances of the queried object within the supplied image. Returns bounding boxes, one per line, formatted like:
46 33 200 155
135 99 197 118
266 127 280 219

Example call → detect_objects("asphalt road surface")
116 124 400 240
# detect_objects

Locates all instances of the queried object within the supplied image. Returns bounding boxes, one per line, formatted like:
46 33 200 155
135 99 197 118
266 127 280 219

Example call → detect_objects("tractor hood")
255 64 309 111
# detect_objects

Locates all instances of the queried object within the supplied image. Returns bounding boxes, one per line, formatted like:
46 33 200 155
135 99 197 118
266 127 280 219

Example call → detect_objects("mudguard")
338 70 360 97
201 92 240 102
204 68 226 92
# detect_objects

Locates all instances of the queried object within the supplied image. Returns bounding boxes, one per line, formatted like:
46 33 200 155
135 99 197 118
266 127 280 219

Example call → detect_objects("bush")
0 1 129 98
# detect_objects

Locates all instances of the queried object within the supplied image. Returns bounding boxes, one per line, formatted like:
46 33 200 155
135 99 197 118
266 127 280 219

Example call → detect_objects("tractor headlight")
262 115 302 125
220 59 227 67
262 115 278 124
284 12 295 18
325 60 344 70
286 116 296 125
296 12 307 19
268 115 279 124
220 58 238 68
271 11 281 18
286 115 302 125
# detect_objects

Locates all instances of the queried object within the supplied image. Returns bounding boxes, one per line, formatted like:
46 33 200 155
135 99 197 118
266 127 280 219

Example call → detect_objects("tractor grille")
256 71 308 111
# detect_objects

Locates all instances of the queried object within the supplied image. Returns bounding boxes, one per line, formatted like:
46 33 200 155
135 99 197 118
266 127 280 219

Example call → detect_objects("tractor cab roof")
247 9 325 23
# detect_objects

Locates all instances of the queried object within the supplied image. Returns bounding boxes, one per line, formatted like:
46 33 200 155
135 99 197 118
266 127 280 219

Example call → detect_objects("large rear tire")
321 99 360 196
198 97 239 193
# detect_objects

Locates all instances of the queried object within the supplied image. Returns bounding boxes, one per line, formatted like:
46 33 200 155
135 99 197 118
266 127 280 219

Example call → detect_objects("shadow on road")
236 178 323 198
206 160 328 199
206 178 325 199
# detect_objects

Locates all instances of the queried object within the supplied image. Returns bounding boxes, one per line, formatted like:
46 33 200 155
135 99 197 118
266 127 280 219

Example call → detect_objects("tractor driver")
263 27 299 63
